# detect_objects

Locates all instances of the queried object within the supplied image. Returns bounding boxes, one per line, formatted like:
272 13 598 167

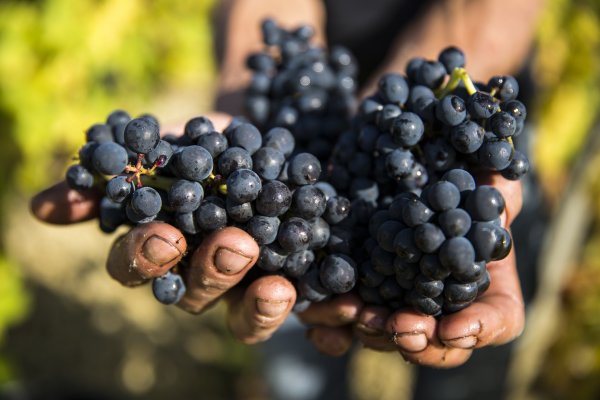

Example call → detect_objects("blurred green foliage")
534 0 600 200
533 0 600 398
0 0 218 192
0 0 218 381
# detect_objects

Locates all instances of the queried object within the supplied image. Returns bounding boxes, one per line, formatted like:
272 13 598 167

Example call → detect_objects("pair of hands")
31 113 525 368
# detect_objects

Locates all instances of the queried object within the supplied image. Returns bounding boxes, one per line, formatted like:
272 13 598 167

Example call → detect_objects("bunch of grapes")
65 112 355 308
322 46 529 316
244 18 357 161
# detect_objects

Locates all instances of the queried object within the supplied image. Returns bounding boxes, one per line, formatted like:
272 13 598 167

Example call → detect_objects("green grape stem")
436 67 478 98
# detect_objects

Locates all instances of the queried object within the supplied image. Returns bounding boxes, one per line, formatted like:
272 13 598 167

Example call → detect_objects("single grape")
92 142 128 175
124 118 160 154
66 164 94 190
153 272 186 305
319 254 356 294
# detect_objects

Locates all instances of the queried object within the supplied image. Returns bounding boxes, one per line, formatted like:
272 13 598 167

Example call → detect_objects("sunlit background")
0 0 600 399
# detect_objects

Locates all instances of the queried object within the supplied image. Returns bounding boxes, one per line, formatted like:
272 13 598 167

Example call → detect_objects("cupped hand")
30 112 297 345
298 174 524 368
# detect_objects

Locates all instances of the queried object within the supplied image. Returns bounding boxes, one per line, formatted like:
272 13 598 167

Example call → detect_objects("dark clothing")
324 0 433 84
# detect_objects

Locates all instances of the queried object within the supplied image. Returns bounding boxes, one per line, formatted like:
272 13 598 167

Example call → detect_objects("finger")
399 346 473 368
354 306 396 351
106 222 187 286
306 325 354 357
31 181 101 224
226 275 296 344
438 249 524 349
386 308 438 353
177 226 259 314
386 309 474 367
296 292 364 327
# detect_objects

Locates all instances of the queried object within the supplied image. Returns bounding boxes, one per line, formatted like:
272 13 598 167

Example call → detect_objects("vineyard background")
0 0 599 399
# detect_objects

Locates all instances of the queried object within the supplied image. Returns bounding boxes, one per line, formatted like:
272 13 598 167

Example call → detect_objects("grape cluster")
244 19 357 161
66 111 354 308
322 46 530 315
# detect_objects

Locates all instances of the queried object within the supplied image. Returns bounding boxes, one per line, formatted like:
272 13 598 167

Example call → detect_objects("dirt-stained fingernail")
142 235 181 266
392 332 428 352
256 299 290 318
214 247 252 275
443 335 478 349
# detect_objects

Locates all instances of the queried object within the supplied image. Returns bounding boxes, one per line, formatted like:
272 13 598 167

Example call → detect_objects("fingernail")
444 335 478 349
392 332 428 352
142 235 181 266
214 248 252 275
256 299 290 317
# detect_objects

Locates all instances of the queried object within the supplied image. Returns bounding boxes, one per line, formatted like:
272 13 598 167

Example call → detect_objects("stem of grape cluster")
436 67 478 98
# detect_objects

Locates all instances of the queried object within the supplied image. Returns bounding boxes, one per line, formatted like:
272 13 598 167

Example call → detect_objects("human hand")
30 112 297 344
298 173 524 368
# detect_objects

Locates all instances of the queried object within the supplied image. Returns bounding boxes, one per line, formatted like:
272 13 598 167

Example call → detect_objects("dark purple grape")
197 132 228 158
436 95 466 126
174 145 213 182
487 75 519 101
195 196 227 231
319 254 356 294
228 123 262 155
377 73 409 105
225 197 254 223
130 186 162 219
227 169 262 204
92 142 128 175
184 116 214 140
124 118 160 154
153 271 186 305
416 60 446 89
438 46 465 74
288 153 322 185
106 175 132 203
86 123 113 144
323 196 351 225
438 208 472 237
146 140 174 167
468 222 512 262
217 147 253 177
252 147 285 180
501 150 529 180
262 127 295 158
277 217 313 252
246 215 280 245
449 121 485 154
419 254 451 280
66 164 94 190
168 179 203 213
390 112 424 146
467 92 499 119
414 223 445 253
478 139 513 170
298 267 330 302
414 274 444 298
427 181 460 212
465 185 505 222
257 244 287 272
283 250 314 278
255 180 292 217
386 149 415 180
438 237 475 273
489 111 517 138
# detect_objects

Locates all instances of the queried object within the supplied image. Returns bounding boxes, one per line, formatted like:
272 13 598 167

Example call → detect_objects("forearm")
363 0 546 95
214 0 326 115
